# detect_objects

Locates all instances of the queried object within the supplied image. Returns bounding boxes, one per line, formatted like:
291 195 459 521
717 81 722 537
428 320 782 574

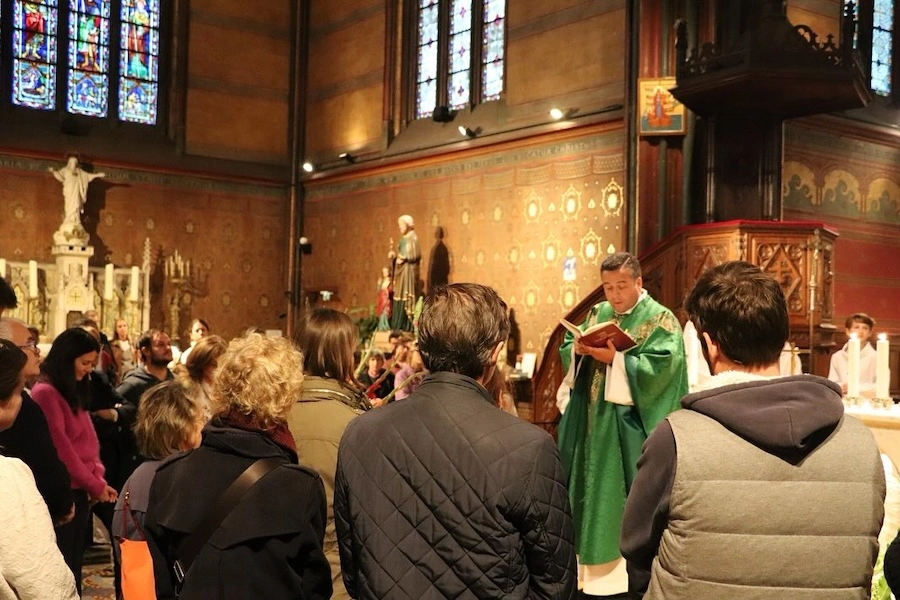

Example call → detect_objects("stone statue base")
50 243 95 334
53 224 90 248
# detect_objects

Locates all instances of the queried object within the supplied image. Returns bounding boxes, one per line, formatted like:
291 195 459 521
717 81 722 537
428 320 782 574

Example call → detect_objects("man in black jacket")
335 283 577 600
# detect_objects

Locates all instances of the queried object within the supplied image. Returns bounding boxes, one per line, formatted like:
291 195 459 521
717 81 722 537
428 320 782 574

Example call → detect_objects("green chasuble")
558 293 687 565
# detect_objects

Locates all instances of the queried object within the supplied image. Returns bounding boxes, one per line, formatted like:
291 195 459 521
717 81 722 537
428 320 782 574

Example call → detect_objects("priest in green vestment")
557 251 687 595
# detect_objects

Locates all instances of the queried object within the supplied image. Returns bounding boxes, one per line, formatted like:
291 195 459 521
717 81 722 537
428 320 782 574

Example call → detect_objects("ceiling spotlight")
338 152 356 163
549 107 565 120
302 162 315 173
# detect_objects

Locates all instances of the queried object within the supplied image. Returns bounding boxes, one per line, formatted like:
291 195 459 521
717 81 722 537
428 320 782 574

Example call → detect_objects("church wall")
0 156 289 345
303 125 625 362
184 0 293 164
783 118 900 335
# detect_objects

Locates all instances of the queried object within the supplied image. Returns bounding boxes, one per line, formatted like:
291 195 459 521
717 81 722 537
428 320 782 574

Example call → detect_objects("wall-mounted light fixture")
550 107 579 120
458 125 480 138
338 152 356 163
302 162 315 173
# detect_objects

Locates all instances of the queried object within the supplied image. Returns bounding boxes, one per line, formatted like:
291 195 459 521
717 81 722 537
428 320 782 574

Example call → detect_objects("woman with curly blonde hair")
145 334 331 599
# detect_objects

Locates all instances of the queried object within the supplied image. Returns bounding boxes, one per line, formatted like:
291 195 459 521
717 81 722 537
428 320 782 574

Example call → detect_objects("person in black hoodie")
621 261 885 599
145 333 331 600
0 317 74 526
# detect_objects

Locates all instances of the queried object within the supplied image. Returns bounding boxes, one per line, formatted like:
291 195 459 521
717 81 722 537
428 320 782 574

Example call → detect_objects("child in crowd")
828 312 878 395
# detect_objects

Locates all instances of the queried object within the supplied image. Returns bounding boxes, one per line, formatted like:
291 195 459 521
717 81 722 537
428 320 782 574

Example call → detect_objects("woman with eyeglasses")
0 339 79 599
32 327 119 594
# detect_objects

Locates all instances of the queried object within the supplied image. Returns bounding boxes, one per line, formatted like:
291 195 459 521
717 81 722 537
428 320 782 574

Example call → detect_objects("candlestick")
104 263 115 301
848 333 861 398
877 334 890 399
28 260 38 299
129 267 140 302
0 258 6 278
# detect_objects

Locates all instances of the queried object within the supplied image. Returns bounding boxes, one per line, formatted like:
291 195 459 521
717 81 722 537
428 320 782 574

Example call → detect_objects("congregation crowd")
0 253 896 600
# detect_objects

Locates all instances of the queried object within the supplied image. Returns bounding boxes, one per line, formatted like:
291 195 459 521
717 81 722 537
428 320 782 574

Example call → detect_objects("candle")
0 259 5 278
129 266 140 302
848 333 861 397
877 334 890 399
104 263 115 300
685 323 699 388
28 260 38 298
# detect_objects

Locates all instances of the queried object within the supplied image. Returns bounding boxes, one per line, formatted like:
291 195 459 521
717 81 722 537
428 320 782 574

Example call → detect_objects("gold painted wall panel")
506 11 625 106
305 85 385 155
186 90 289 160
307 14 386 91
303 129 626 361
188 22 291 91
192 0 291 26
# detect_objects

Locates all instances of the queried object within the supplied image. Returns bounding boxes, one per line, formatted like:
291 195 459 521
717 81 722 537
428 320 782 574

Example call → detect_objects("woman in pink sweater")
33 327 118 595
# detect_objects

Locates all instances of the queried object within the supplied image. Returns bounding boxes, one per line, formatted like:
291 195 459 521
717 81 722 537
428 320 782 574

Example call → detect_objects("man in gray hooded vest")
621 260 885 599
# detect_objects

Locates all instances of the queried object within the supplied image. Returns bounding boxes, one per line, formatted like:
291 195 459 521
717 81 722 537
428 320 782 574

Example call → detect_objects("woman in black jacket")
145 333 331 600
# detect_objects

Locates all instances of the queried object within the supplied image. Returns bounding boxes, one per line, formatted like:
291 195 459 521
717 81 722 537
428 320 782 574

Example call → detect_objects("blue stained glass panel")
871 0 893 95
67 0 110 116
12 0 59 110
119 0 161 123
482 0 505 101
416 0 440 118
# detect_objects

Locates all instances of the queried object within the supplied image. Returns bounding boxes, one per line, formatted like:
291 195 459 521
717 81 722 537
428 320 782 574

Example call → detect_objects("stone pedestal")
51 241 95 334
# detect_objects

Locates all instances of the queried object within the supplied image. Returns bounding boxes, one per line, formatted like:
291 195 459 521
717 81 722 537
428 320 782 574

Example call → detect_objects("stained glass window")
119 0 160 124
6 0 162 124
871 0 893 94
67 0 110 117
482 0 505 101
12 0 59 110
413 0 505 120
448 0 472 111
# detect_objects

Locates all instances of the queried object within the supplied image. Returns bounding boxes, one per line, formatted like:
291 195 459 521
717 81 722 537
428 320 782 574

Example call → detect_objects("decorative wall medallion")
124 253 133 264
476 250 485 266
262 227 271 240
560 281 579 310
508 241 523 267
185 220 195 234
523 281 541 313
561 184 582 220
223 222 235 238
461 208 471 225
220 292 231 307
13 204 25 219
493 205 503 222
601 179 624 217
580 229 602 264
242 260 252 274
431 212 440 227
541 234 561 266
340 259 348 273
259 294 269 307
104 214 114 227
145 218 155 230
524 190 542 223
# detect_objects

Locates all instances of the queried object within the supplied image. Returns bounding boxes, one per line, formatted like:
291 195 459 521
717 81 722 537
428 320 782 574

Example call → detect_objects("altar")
845 402 900 467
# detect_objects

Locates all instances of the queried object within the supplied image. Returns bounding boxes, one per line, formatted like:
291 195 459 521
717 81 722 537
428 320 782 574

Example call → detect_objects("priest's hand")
574 338 617 364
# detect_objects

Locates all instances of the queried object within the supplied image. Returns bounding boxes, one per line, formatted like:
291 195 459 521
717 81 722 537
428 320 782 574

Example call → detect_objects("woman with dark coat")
145 333 331 600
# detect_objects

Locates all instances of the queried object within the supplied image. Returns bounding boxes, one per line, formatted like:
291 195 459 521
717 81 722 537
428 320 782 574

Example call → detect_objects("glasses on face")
18 340 39 353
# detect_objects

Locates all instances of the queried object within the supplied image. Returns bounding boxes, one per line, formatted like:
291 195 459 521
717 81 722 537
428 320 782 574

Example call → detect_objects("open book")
560 318 637 351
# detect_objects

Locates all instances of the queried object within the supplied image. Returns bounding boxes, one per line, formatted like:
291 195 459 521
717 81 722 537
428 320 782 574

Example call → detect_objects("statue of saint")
49 156 105 235
388 215 420 332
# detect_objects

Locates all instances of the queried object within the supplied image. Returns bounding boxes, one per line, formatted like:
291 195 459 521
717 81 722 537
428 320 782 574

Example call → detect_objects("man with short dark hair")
558 251 687 595
335 283 577 600
114 329 174 482
621 261 885 599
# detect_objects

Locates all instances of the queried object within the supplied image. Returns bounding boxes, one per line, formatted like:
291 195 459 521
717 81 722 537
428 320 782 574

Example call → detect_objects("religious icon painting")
638 77 686 136
562 256 577 282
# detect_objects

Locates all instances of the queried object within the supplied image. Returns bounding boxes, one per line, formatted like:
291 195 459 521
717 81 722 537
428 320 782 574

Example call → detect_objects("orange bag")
119 491 156 600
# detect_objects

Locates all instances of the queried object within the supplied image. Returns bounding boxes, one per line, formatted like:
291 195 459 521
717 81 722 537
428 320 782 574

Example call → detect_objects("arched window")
846 0 895 97
3 0 161 124
413 0 506 120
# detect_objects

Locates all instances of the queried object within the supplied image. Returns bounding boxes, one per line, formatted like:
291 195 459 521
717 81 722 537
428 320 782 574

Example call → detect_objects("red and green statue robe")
558 292 687 565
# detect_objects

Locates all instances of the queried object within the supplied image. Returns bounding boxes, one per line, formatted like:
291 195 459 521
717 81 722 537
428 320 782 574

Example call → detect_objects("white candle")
28 260 38 298
848 333 861 397
686 324 699 387
104 263 115 300
0 259 6 278
129 266 140 302
877 334 890 399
